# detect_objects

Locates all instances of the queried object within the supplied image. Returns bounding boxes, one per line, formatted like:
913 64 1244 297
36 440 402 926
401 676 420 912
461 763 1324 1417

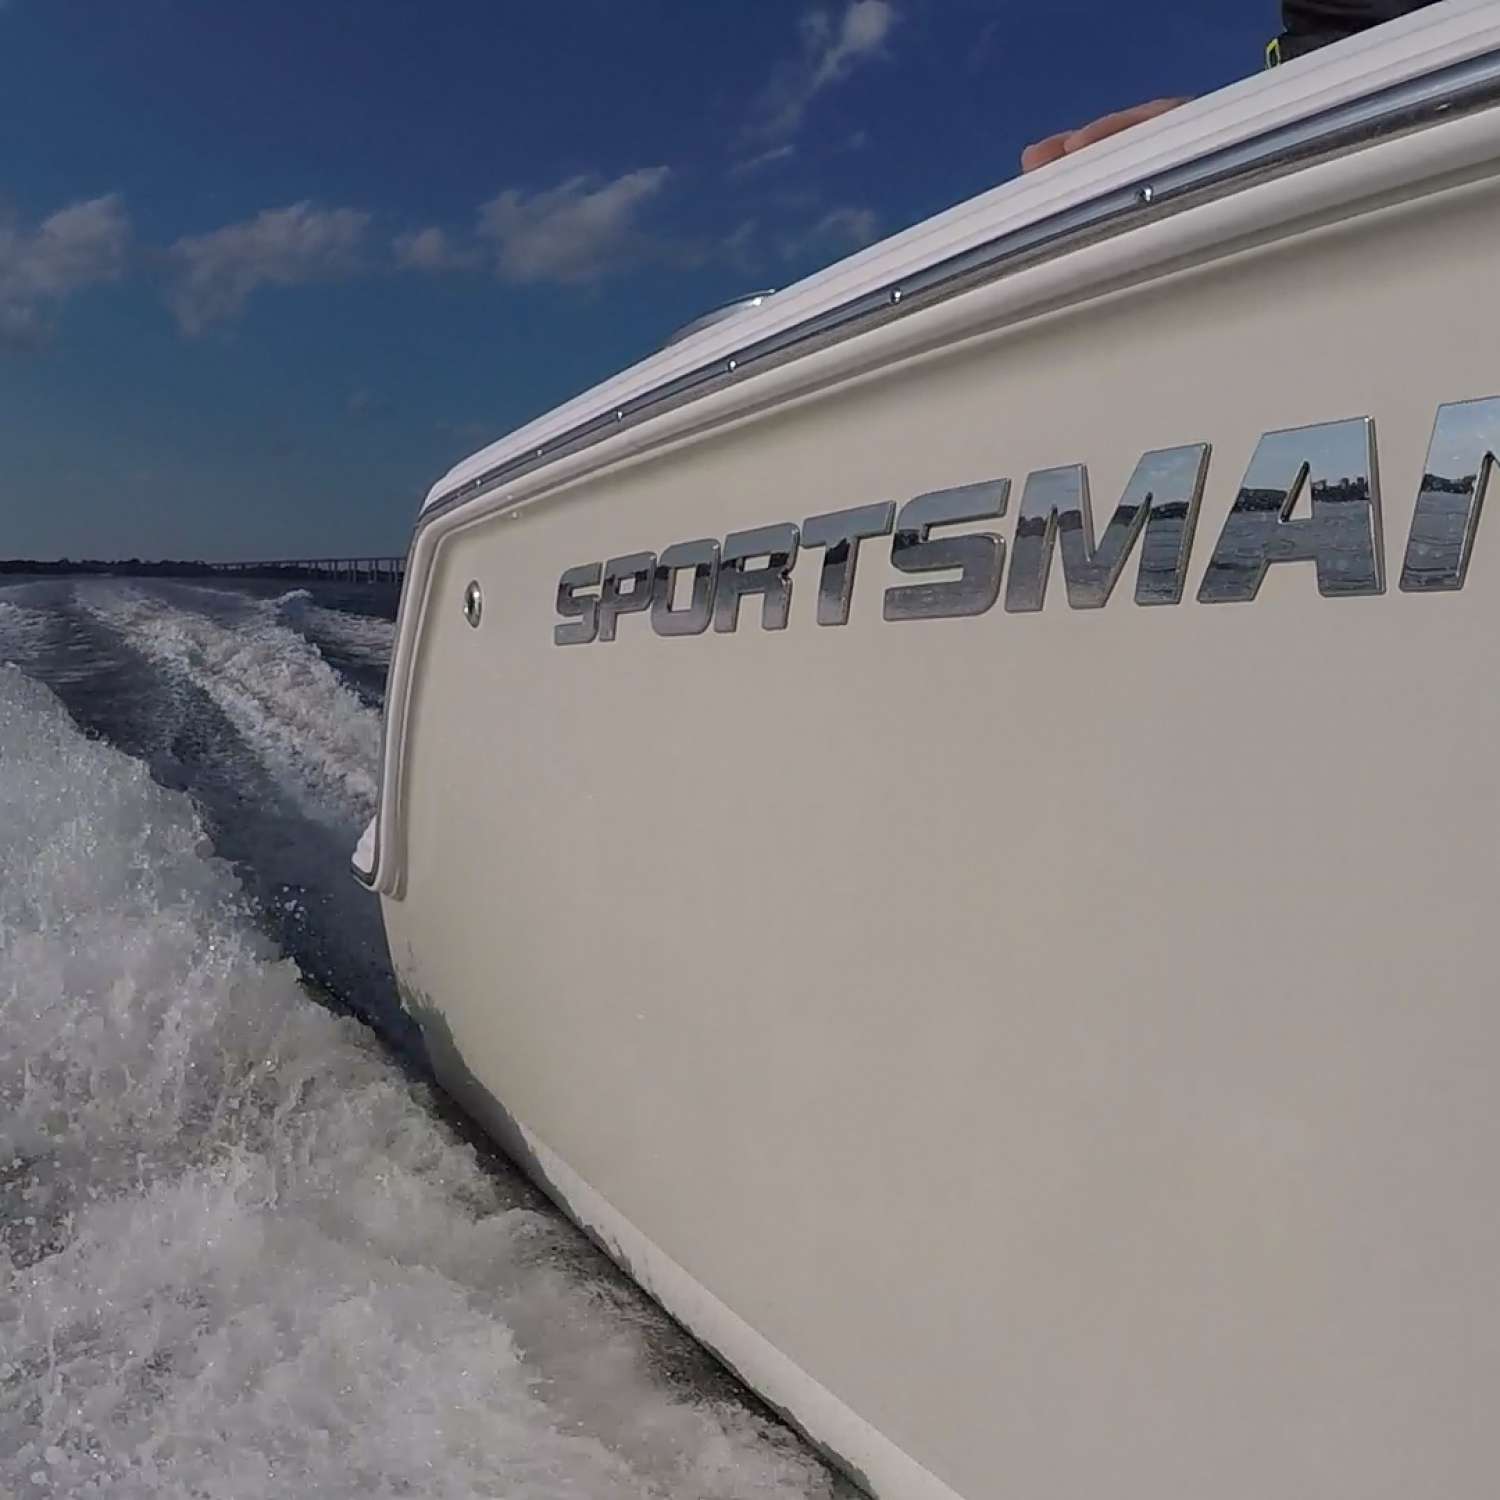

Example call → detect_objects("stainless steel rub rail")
421 46 1500 526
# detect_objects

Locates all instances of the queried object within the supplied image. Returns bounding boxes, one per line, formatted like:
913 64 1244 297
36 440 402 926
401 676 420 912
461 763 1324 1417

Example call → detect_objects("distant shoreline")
3 559 221 577
2 560 403 581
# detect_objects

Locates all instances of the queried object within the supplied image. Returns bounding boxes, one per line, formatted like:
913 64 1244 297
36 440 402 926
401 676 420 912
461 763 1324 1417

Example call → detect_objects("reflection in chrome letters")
554 563 602 646
803 502 896 626
1400 397 1500 592
1005 445 1210 612
652 539 720 636
597 552 656 642
550 399 1497 643
715 524 800 633
884 481 1008 622
1197 418 1383 603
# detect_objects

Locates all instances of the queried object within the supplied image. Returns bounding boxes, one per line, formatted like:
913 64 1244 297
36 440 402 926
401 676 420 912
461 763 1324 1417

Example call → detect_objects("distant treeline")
0 559 221 577
2 559 403 581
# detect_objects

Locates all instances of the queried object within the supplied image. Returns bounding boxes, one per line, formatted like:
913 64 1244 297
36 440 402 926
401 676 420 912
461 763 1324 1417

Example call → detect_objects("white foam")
0 664 832 1500
79 587 383 833
269 590 395 666
0 597 51 667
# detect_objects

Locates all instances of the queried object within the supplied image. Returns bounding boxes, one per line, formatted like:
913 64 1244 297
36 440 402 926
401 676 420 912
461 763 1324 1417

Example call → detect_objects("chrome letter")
597 552 656 641
1400 397 1500 592
1004 445 1210 611
652 539 720 636
554 563 601 646
1197 417 1383 602
714 524 800 632
883 480 1007 621
801 502 896 626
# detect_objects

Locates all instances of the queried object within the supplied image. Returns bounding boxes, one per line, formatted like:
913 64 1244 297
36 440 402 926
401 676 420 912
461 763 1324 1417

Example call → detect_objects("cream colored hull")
373 34 1500 1500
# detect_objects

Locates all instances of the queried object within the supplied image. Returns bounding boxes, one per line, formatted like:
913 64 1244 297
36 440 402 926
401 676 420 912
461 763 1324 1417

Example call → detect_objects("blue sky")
1 0 1274 560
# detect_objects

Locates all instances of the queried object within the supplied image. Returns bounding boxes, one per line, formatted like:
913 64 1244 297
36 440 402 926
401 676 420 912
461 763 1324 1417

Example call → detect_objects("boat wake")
269 587 397 664
0 582 838 1500
79 585 382 832
0 596 56 672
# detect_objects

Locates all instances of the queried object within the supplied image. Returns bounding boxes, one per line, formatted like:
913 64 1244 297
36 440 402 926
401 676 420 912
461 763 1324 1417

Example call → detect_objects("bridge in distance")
208 556 406 583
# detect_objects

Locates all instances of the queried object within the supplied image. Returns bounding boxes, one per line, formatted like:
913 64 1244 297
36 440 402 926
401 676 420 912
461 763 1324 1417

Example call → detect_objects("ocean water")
0 577 843 1499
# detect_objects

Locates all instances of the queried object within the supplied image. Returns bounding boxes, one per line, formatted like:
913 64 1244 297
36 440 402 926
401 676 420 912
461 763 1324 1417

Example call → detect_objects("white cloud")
393 225 479 272
780 205 880 262
0 194 129 351
168 202 369 334
751 1 897 141
476 167 671 284
392 168 674 287
730 143 798 178
810 0 895 89
721 218 761 275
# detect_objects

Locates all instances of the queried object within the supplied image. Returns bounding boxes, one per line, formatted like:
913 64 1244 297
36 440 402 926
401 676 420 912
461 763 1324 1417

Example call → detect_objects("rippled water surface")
0 577 843 1499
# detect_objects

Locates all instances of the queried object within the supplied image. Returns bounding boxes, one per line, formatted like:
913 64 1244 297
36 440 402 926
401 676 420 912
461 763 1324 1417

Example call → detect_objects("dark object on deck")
1272 0 1446 64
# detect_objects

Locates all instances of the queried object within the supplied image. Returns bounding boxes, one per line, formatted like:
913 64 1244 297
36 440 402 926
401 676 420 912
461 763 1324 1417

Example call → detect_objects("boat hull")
378 74 1500 1500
